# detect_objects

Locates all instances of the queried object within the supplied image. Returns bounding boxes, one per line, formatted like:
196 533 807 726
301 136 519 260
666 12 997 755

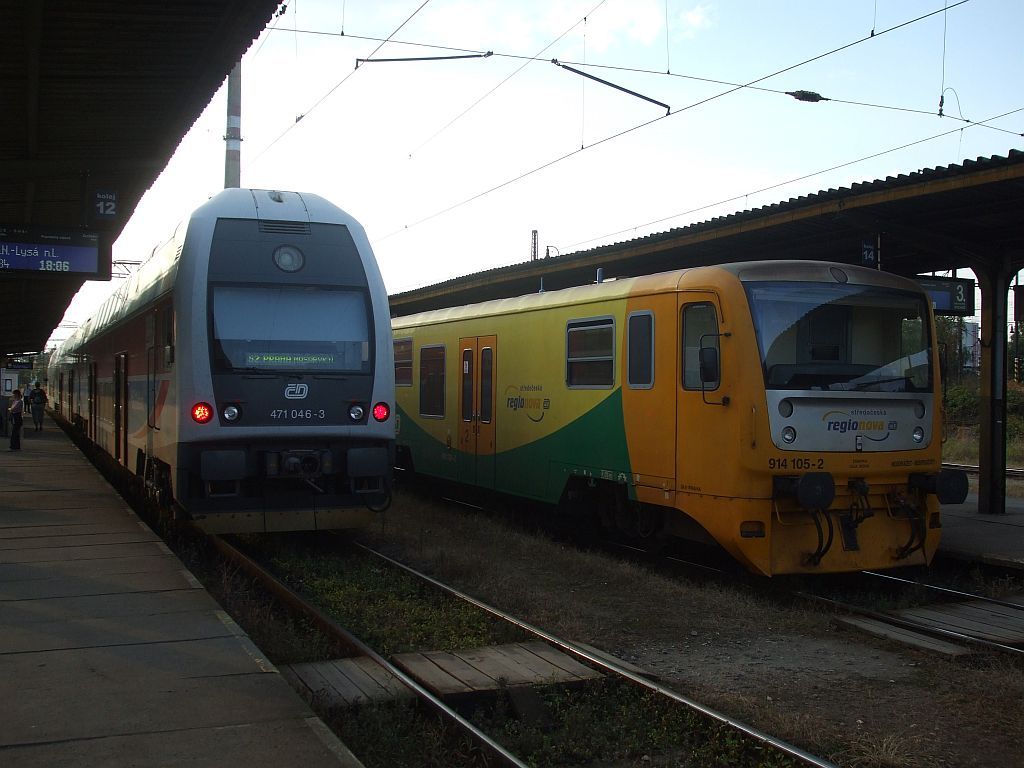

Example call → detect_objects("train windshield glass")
211 286 370 373
745 282 932 392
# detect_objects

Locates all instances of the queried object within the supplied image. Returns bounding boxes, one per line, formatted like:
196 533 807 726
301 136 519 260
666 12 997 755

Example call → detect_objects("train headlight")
191 402 214 424
914 401 926 419
372 402 390 421
272 245 305 272
912 426 925 443
781 426 797 444
223 404 241 422
349 404 365 421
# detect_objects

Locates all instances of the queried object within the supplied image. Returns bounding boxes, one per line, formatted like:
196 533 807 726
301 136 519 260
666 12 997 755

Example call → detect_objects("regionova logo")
505 384 550 423
822 409 898 442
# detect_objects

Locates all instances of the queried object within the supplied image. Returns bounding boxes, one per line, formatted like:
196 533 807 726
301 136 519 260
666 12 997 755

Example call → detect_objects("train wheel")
612 494 638 538
635 504 664 540
365 485 392 513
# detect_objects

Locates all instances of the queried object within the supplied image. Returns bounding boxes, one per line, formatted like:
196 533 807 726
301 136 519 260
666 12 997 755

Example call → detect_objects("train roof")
52 189 364 357
391 260 927 329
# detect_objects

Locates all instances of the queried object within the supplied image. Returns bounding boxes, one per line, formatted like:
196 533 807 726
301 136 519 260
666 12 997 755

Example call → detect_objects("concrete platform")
0 415 362 767
938 493 1024 569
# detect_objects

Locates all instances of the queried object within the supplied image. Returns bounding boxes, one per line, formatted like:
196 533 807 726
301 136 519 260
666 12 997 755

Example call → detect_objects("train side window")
394 337 412 386
480 347 493 423
682 303 720 390
566 317 614 388
419 345 446 418
627 311 654 389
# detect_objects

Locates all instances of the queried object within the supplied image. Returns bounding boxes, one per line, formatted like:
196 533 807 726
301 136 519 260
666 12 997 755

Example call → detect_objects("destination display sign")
916 276 975 317
0 226 103 277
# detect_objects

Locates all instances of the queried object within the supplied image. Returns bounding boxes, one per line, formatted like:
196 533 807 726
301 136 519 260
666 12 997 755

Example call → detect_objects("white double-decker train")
49 188 394 533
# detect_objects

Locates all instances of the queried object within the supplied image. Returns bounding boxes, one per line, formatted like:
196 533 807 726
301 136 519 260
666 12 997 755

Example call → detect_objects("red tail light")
191 402 214 424
372 402 390 422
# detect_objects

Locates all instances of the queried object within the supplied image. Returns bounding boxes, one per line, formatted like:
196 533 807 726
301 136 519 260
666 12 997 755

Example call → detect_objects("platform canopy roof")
390 150 1024 317
0 0 280 359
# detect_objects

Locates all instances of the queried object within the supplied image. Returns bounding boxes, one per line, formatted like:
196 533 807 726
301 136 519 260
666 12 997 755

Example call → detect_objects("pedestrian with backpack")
28 382 47 432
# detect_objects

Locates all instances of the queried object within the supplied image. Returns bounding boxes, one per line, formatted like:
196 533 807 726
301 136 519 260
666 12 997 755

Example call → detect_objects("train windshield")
211 285 371 373
745 281 932 393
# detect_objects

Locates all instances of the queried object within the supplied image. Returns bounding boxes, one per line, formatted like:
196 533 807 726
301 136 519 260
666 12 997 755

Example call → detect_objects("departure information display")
0 226 102 276
916 276 975 316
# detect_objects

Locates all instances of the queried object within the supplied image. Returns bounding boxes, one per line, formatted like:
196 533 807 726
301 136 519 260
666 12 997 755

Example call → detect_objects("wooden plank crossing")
392 641 603 697
283 657 413 708
889 594 1024 645
836 616 973 656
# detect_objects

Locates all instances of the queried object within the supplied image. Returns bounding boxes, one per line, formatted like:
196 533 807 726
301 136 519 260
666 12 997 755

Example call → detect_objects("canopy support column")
976 258 1014 514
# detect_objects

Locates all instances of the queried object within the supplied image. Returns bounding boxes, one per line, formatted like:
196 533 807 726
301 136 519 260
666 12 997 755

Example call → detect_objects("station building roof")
0 1 279 359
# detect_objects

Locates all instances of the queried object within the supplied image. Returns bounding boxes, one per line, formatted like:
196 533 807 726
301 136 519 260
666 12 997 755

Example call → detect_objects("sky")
48 0 1024 346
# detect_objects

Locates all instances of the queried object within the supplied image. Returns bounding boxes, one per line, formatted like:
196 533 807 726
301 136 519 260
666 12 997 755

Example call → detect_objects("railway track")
942 462 1024 480
603 532 1024 659
795 569 1024 657
209 536 528 768
211 533 838 768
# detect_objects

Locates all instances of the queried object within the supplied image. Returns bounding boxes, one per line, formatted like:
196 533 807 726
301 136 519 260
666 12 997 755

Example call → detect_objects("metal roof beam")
23 2 42 225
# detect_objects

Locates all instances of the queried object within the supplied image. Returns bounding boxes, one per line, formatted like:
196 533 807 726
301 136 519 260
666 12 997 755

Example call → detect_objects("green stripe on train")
398 389 634 504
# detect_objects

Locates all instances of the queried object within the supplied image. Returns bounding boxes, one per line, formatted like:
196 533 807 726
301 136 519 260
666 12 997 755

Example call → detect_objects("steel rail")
352 540 839 768
942 462 1024 479
209 536 531 768
795 590 1024 656
862 569 1024 612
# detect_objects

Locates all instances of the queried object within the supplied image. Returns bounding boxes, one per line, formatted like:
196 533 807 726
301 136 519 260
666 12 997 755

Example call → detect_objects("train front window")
211 286 370 373
746 282 932 393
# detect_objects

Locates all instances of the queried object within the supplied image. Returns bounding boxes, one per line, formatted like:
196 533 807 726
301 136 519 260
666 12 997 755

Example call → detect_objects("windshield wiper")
838 376 910 391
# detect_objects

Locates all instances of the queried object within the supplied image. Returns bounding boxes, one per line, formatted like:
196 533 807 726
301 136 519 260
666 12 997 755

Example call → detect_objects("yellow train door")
457 335 497 488
677 293 727 495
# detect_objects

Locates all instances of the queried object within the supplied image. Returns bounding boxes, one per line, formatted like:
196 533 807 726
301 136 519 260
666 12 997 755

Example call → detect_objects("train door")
114 353 128 464
88 362 98 442
676 294 727 494
457 335 497 489
145 313 158 435
621 304 676 491
146 349 158 430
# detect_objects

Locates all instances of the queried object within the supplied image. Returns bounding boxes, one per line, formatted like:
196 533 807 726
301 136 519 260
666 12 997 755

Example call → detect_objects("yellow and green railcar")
392 261 967 576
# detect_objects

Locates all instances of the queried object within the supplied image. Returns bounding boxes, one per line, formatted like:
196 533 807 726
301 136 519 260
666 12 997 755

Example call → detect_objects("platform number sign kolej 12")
94 190 118 219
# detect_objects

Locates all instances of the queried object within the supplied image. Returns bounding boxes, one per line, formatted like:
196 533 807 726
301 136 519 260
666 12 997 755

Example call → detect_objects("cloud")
676 3 714 39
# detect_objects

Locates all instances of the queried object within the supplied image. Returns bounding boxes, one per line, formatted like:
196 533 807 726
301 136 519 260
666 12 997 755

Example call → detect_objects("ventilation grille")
259 220 311 235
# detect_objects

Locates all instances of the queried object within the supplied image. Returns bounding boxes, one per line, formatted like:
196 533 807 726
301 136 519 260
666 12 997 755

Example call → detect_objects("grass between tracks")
230 534 801 768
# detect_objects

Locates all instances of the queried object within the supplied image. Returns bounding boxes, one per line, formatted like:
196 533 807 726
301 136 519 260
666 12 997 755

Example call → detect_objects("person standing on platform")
8 389 24 450
28 382 47 431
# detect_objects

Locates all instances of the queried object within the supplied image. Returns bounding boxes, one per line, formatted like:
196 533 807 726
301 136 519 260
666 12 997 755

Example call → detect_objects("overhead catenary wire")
258 0 1005 146
355 52 492 67
252 1 289 57
664 0 671 72
404 0 608 160
565 106 1024 252
380 0 981 239
250 0 434 164
938 0 949 115
553 60 670 115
